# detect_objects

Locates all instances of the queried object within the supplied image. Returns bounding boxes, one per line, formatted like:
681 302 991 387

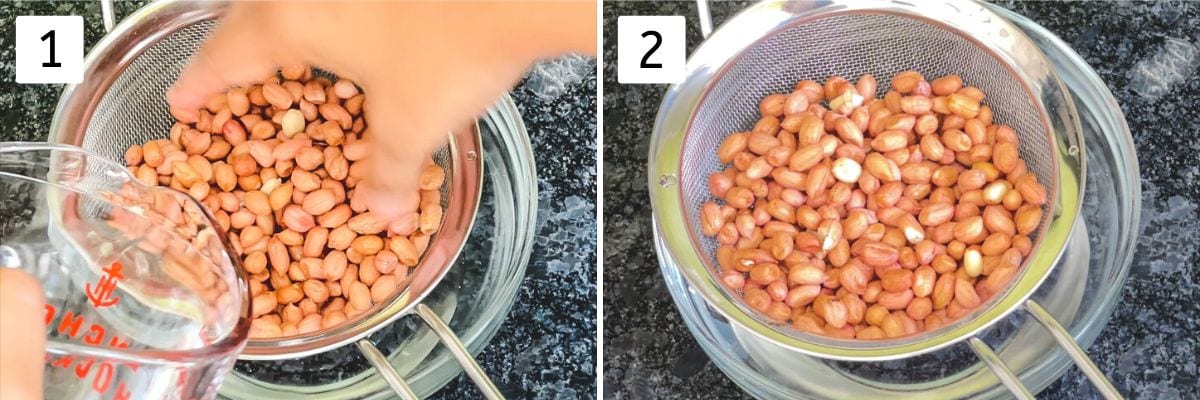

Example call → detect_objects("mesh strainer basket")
48 1 501 399
648 1 1119 398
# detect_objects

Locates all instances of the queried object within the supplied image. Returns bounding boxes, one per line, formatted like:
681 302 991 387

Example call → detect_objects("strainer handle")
1024 300 1124 400
355 304 505 400
99 0 115 33
968 300 1124 400
696 0 713 38
967 337 1035 400
414 303 505 399
357 339 421 400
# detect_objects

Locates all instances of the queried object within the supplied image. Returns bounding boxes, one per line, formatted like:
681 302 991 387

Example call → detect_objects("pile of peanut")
702 71 1047 339
122 65 445 339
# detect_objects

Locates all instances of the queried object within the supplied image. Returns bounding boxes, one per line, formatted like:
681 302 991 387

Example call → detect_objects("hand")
0 268 46 399
167 2 595 221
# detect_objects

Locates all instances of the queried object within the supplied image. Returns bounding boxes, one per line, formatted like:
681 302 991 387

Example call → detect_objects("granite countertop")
603 1 1198 399
1 2 596 399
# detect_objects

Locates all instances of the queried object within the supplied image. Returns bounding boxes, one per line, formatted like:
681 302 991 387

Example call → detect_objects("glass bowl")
215 96 537 399
655 4 1139 398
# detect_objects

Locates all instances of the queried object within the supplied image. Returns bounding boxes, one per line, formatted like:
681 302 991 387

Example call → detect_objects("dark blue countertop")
1 1 596 399
603 1 1198 399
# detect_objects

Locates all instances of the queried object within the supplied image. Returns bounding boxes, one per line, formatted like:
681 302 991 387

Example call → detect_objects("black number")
41 30 61 67
640 30 663 69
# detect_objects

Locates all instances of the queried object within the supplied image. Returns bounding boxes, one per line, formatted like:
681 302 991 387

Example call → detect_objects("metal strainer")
48 1 499 399
649 1 1118 398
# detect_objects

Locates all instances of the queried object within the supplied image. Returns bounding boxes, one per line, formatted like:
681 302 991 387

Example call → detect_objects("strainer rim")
648 0 1086 361
47 0 487 360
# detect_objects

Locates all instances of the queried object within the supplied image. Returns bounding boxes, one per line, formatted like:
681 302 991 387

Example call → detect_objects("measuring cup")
0 142 251 399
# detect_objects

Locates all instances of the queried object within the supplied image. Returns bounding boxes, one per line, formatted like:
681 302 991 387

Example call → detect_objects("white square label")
16 15 84 84
617 16 685 84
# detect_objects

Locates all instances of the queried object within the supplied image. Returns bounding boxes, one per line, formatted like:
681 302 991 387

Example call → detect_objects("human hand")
0 268 46 399
167 2 595 221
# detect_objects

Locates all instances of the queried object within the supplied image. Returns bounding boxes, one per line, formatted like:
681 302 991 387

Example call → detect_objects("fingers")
357 97 452 222
167 6 281 122
360 140 439 222
0 269 46 399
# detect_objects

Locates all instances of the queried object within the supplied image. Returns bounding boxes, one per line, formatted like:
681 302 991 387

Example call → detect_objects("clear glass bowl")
656 5 1139 398
216 96 538 399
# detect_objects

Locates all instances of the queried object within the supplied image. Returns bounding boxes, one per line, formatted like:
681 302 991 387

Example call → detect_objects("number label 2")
640 31 663 69
617 16 685 84
41 30 62 67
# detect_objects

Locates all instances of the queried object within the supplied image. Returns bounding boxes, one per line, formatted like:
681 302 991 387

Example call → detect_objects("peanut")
370 275 398 303
121 68 444 339
1015 206 1043 235
708 73 1046 339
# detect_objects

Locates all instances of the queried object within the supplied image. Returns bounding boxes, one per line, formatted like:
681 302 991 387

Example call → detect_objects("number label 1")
618 16 685 84
41 30 63 68
15 16 83 84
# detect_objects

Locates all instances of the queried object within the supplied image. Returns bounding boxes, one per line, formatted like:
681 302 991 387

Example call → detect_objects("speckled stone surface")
436 59 597 400
1 2 596 399
603 1 1198 399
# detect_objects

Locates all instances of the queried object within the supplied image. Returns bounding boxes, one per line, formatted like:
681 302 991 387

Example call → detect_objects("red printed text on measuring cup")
44 301 137 399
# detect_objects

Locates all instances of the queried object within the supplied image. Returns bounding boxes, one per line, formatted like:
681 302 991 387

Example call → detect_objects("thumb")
166 6 280 122
357 96 451 222
0 268 46 399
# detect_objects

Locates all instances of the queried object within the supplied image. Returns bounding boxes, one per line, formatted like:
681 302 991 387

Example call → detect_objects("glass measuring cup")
0 143 250 399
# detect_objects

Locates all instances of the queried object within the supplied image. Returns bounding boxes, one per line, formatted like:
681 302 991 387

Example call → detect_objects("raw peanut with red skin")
347 212 387 235
932 274 956 310
351 235 385 256
860 241 900 267
900 96 932 114
871 130 909 152
919 202 954 226
906 297 933 320
705 74 1045 339
266 238 291 275
954 216 987 244
301 189 337 215
931 75 963 96
700 202 724 236
749 263 784 285
419 165 446 190
954 279 982 308
1015 176 1048 205
744 288 772 312
913 265 937 298
834 117 864 146
281 205 316 233
370 275 398 303
892 71 923 94
1012 234 1033 257
788 144 825 172
877 289 914 310
120 72 453 339
420 205 443 234
880 269 914 292
788 264 825 286
303 227 329 258
760 94 786 117
276 284 304 305
1015 206 1043 235
864 153 901 182
981 264 1018 298
711 172 738 197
